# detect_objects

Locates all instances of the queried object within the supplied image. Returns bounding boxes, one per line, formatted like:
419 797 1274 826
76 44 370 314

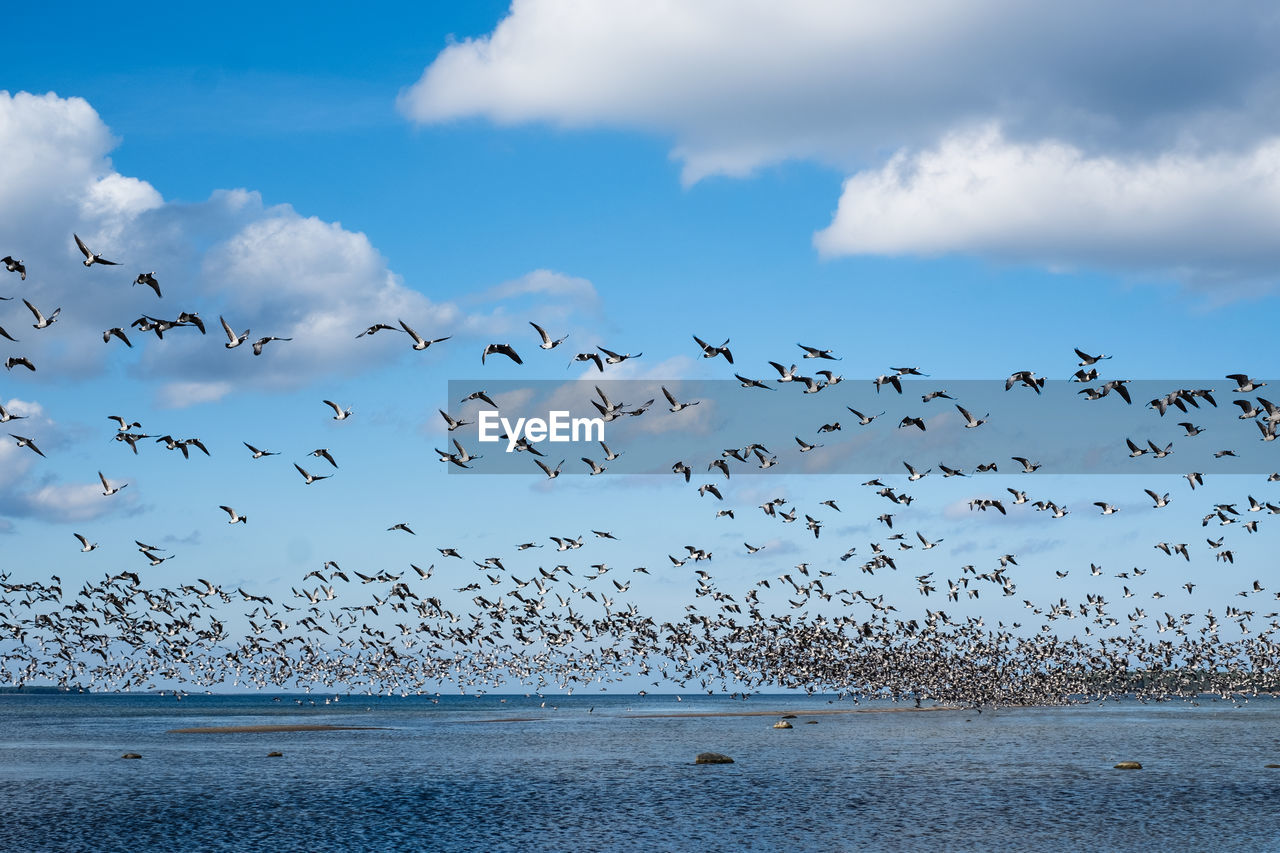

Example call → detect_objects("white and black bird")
252 336 292 356
73 533 98 552
103 327 132 347
529 321 568 350
219 505 248 524
323 400 353 420
798 343 840 360
956 405 988 428
693 335 733 364
461 390 498 408
22 299 59 329
294 463 331 484
1226 373 1266 393
98 471 126 495
74 234 119 267
220 315 250 348
243 442 279 459
310 448 338 468
482 343 522 365
400 320 449 351
133 272 161 298
662 386 699 412
598 346 639 364
1074 348 1111 366
1 256 25 280
535 458 564 479
874 374 903 394
569 352 604 372
10 433 44 457
440 410 471 431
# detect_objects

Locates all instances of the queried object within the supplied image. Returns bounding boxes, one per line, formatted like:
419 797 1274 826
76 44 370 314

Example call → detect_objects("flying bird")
220 316 250 349
323 400 353 420
98 471 127 495
219 505 248 524
103 327 133 347
482 343 523 365
294 463 331 484
1 256 26 280
693 335 733 364
252 336 292 356
10 434 44 457
529 321 568 350
74 234 119 267
400 320 449 351
22 299 59 329
133 272 162 298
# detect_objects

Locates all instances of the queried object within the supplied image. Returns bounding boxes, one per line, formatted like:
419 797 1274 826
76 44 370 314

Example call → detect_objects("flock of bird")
1 235 1280 705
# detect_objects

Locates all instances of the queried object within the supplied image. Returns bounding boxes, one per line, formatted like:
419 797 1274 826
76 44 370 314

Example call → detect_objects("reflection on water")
1 694 1278 852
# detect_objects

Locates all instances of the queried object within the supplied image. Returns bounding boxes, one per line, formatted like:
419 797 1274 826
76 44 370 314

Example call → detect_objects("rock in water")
1265 763 1280 769
695 752 734 764
267 751 283 757
1114 761 1142 770
773 720 793 729
121 753 142 760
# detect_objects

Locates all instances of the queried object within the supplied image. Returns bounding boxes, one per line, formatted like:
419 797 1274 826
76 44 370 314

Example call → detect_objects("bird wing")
399 320 424 344
529 321 551 344
74 233 91 258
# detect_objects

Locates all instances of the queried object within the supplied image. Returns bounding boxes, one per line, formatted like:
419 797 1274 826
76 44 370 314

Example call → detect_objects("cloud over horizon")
400 0 1280 290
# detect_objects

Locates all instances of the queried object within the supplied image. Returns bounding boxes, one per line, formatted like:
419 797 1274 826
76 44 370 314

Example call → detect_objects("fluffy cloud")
400 1 1280 287
814 126 1280 286
0 90 598 407
400 0 1280 181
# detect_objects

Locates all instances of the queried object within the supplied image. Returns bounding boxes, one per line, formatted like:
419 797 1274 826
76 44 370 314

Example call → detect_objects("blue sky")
3 2 1280 690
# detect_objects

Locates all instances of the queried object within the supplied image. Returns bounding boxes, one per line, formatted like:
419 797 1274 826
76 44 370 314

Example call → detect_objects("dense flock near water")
4 245 1280 701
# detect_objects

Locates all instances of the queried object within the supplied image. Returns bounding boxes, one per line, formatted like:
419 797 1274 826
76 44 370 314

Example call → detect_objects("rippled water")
1 693 1279 852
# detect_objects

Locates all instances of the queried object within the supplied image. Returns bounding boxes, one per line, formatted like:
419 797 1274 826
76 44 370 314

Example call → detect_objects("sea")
1 692 1278 852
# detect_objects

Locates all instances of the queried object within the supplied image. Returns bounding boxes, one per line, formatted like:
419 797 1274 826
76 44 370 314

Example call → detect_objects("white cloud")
155 381 235 409
814 126 1280 286
0 90 602 402
479 269 598 305
400 1 1280 181
400 2 1280 287
18 482 128 524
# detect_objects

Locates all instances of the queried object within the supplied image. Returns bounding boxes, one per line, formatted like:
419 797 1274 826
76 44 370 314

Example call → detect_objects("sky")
3 1 1280 690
